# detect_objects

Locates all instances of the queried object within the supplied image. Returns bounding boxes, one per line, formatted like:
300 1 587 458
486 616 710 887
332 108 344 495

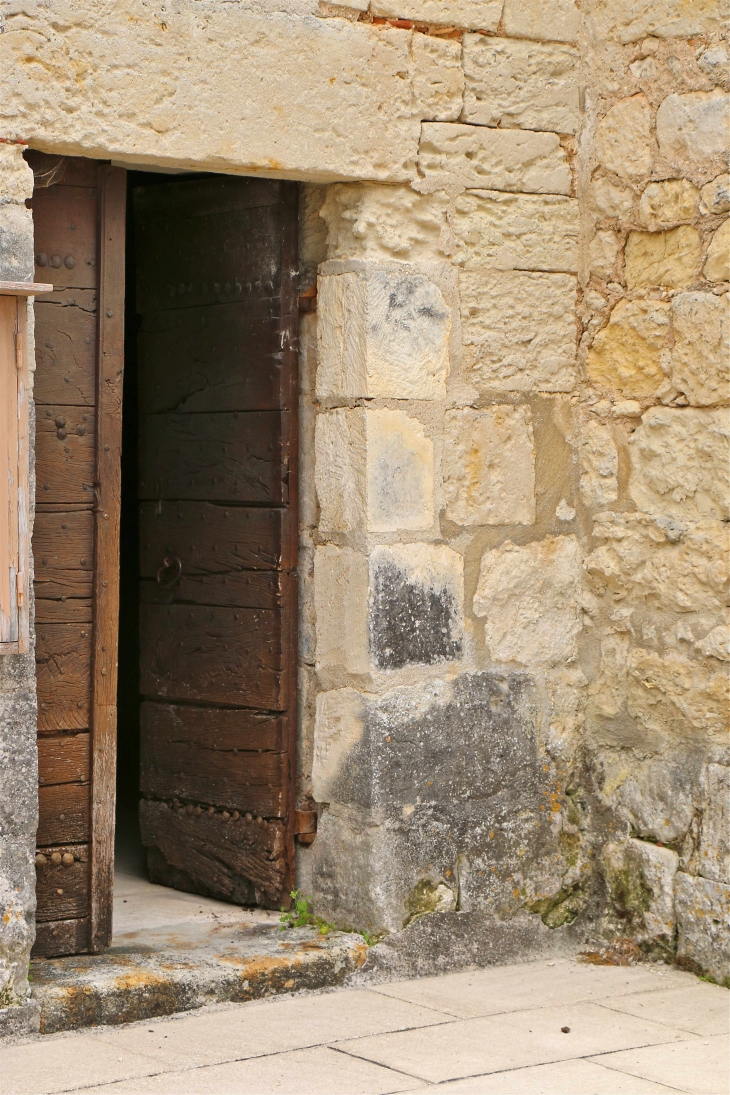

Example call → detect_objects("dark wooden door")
28 153 125 957
135 177 298 909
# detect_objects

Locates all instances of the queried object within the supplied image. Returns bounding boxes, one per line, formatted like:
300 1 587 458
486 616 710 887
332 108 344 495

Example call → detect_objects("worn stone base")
349 911 583 984
0 999 41 1040
31 921 367 1034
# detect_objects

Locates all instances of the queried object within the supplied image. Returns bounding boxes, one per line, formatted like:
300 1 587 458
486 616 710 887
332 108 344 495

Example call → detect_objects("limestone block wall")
0 0 727 1024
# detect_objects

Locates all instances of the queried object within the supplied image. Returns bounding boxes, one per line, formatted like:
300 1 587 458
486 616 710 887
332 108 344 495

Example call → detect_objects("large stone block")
314 545 369 676
638 180 699 230
320 185 447 262
656 91 730 168
474 535 582 667
452 191 579 273
316 266 451 400
594 95 656 181
443 406 536 527
675 872 730 984
612 755 702 844
579 418 618 509
587 298 669 399
627 647 728 737
0 10 463 184
699 765 730 885
0 204 34 282
0 839 36 1006
700 174 730 216
462 35 581 134
315 407 435 533
586 512 729 616
459 270 577 392
410 34 464 123
370 0 502 30
590 177 634 220
368 543 463 670
418 124 571 195
589 230 620 280
628 408 730 522
704 220 730 284
587 0 729 44
624 227 702 290
670 292 729 407
0 145 35 206
603 839 678 958
502 0 581 43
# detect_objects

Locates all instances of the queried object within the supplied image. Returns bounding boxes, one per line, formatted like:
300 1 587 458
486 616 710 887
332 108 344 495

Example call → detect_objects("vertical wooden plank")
279 184 299 897
89 165 126 952
15 299 31 653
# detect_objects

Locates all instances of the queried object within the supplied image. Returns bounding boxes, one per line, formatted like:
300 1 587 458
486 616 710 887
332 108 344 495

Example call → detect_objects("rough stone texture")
700 174 730 215
670 292 730 407
459 270 577 392
0 8 467 184
612 756 702 845
30 923 366 1034
462 36 581 135
410 35 464 124
703 219 730 283
315 408 435 533
452 191 579 273
502 0 581 43
316 266 451 400
443 406 536 527
311 671 568 935
579 418 618 508
590 177 634 219
588 230 620 280
474 536 582 667
368 544 463 671
699 765 730 885
624 227 702 290
656 91 730 169
675 873 730 984
418 124 571 195
594 95 656 180
638 180 700 229
603 839 678 958
628 408 730 522
370 0 502 30
587 0 730 44
587 299 670 398
314 546 369 677
319 185 448 262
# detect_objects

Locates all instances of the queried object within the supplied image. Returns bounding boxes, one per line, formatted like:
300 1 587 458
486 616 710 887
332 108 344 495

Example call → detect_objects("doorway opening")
30 154 299 958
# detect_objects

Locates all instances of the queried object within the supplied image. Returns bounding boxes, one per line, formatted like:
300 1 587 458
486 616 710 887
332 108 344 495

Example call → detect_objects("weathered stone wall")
0 0 727 1029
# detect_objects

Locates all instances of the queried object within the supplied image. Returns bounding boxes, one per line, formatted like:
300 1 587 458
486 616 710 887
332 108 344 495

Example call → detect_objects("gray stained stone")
368 557 461 670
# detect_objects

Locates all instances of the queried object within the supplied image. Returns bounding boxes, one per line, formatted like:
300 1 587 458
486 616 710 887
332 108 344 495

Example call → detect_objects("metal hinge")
294 808 317 846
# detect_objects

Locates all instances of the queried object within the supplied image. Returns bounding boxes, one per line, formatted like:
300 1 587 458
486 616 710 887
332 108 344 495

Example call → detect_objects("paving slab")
0 1032 164 1095
88 988 447 1070
405 1058 681 1093
371 958 695 1019
68 1046 419 1095
590 1032 730 1095
337 1001 695 1083
599 983 730 1037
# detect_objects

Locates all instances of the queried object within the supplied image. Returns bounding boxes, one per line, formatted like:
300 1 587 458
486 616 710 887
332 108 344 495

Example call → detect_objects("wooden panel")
140 703 287 816
33 292 97 406
134 176 285 219
35 843 89 922
36 623 91 732
37 782 90 845
34 599 93 624
35 407 95 503
139 571 284 611
31 184 98 290
139 502 285 572
26 150 100 189
138 411 286 504
38 733 90 785
33 508 93 602
138 301 283 413
90 165 126 953
33 917 90 959
140 798 286 907
139 603 284 709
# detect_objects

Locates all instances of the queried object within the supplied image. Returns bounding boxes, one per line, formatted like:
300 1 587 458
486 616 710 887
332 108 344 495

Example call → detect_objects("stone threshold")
30 920 367 1035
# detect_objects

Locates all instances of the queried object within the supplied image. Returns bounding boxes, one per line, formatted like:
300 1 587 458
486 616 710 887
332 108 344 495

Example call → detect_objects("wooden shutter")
28 153 126 957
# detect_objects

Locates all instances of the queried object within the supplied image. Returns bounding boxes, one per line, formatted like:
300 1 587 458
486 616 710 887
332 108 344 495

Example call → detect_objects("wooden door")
28 153 126 956
135 176 298 909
